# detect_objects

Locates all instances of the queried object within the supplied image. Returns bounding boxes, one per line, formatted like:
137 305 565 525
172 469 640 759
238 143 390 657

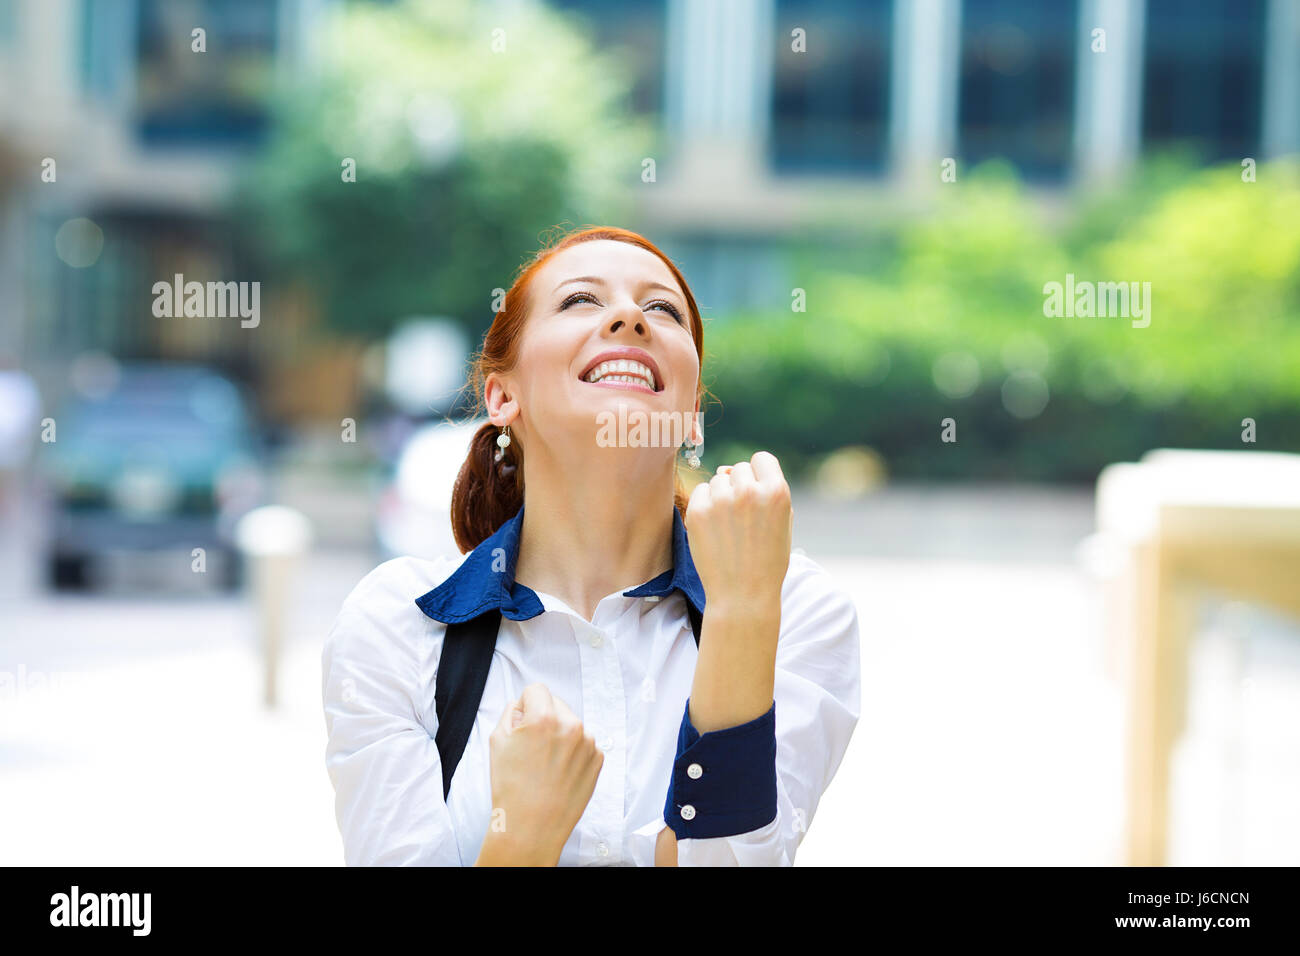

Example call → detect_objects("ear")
485 373 519 427
689 397 703 445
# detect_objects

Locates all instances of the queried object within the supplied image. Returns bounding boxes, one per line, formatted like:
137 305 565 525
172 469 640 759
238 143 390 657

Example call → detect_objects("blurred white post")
1095 450 1300 865
235 506 313 709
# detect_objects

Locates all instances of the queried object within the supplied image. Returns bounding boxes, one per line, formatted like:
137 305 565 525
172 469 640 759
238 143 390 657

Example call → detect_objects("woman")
322 226 860 865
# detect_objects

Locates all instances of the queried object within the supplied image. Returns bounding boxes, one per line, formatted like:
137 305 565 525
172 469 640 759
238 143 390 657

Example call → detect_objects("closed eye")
647 299 684 324
560 291 684 325
560 291 599 309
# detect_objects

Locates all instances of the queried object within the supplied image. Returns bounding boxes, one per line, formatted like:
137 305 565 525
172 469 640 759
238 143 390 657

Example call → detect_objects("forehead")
537 239 683 296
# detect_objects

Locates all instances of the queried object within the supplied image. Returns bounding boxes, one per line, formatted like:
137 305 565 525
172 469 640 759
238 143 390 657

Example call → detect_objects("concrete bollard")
234 505 313 709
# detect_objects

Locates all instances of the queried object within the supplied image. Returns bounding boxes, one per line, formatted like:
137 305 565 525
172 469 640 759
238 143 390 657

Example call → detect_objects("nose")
604 300 649 340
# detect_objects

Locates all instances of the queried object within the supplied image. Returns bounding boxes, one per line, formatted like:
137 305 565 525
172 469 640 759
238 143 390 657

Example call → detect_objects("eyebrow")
554 275 684 300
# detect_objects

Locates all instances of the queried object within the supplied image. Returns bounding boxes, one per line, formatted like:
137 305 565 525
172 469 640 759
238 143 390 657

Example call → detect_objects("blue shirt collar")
414 503 705 624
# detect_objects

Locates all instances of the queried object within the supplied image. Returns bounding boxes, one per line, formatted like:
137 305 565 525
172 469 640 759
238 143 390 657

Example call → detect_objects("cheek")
515 329 576 395
672 346 701 399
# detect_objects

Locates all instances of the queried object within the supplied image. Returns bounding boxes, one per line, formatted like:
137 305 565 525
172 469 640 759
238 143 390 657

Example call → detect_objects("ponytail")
450 421 524 554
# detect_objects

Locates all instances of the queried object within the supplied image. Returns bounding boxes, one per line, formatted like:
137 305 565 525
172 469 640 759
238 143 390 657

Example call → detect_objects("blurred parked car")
42 363 266 591
374 418 484 562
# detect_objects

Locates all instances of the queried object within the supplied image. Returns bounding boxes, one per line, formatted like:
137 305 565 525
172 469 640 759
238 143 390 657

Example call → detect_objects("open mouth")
579 351 662 393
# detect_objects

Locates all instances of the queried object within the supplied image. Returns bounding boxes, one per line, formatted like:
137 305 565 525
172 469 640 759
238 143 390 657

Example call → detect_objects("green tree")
237 0 651 340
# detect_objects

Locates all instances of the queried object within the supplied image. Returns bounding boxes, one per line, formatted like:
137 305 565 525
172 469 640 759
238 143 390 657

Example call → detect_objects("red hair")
450 225 706 553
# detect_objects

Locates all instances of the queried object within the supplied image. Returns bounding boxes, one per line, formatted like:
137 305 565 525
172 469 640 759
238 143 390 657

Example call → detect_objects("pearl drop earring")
494 425 511 463
681 436 701 469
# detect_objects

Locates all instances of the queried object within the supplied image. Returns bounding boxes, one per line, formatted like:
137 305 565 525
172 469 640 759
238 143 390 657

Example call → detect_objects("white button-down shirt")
321 512 860 866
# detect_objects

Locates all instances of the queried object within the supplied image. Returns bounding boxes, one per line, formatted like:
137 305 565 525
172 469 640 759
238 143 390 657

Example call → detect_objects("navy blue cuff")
663 698 777 840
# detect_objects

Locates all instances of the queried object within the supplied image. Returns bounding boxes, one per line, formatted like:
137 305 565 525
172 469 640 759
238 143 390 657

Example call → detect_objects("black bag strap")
434 600 703 801
434 610 502 801
686 601 703 651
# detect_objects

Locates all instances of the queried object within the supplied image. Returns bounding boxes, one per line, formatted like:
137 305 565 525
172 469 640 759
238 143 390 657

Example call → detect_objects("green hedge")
702 159 1300 483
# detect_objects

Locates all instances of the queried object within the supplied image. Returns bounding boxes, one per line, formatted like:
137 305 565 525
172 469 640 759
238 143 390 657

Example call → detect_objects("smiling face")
486 239 701 461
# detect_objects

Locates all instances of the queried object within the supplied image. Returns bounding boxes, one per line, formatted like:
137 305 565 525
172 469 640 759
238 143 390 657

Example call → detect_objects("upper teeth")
583 359 657 390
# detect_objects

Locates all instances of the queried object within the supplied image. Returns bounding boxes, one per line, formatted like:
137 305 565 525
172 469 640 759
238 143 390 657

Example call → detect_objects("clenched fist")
685 450 793 613
475 683 603 866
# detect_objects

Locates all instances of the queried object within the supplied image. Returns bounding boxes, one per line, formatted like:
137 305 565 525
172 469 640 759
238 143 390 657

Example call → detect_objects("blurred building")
2 0 1295 418
563 0 1299 312
0 0 335 422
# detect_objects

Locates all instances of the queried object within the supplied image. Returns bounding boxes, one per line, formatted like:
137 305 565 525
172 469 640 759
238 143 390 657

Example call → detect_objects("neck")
513 444 677 622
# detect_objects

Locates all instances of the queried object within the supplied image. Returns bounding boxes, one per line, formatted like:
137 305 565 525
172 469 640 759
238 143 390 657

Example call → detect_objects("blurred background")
1 0 1298 866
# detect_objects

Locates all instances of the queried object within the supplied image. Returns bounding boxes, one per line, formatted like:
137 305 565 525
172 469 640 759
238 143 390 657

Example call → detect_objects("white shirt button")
600 736 614 751
679 804 696 821
596 841 609 857
590 633 603 648
687 762 703 779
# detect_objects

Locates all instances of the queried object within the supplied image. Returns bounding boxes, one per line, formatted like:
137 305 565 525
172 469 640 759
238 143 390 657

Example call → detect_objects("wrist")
473 827 561 867
702 591 782 624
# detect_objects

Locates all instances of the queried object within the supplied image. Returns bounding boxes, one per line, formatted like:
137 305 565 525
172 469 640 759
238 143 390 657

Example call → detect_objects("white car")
374 418 486 562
